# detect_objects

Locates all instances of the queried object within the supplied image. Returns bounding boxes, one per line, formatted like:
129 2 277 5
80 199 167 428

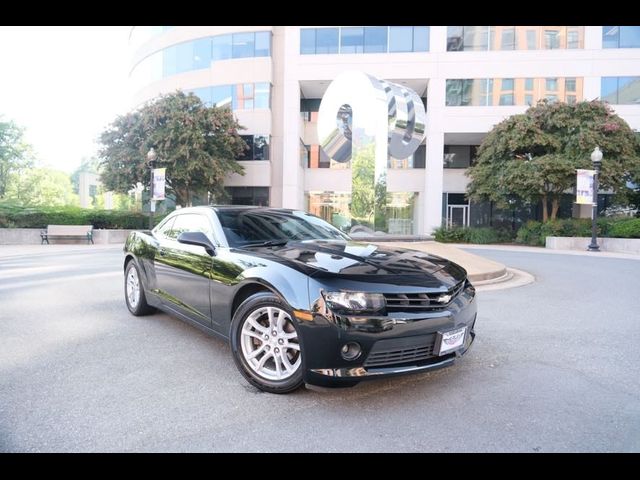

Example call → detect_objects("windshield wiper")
241 240 290 248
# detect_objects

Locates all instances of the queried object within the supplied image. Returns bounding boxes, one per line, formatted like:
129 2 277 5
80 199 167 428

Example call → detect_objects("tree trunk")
541 194 548 222
550 196 560 220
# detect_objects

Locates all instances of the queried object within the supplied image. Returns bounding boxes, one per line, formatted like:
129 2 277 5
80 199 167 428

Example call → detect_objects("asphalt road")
1 246 639 452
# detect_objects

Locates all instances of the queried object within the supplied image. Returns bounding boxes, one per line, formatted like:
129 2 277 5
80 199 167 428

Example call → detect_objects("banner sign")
152 168 166 200
576 169 595 205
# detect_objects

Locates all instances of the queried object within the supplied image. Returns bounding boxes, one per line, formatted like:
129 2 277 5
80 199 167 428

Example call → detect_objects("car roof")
170 205 297 214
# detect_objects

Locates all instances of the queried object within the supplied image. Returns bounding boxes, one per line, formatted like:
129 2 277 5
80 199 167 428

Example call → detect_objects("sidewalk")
0 243 122 259
450 243 640 261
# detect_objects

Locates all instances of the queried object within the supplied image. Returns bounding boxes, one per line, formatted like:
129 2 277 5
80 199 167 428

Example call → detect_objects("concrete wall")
546 236 640 255
0 229 135 245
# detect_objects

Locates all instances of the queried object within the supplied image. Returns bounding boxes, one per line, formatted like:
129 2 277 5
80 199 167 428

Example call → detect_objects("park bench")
40 225 94 245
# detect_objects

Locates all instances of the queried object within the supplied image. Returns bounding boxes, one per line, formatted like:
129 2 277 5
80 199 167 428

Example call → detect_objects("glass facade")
237 135 270 161
131 31 271 88
446 77 583 106
185 82 271 110
306 191 418 234
447 26 584 51
444 145 477 169
223 187 269 206
601 77 640 104
603 26 640 48
300 26 429 54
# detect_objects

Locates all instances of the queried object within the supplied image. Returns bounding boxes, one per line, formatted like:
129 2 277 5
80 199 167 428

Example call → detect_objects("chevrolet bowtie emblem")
436 294 452 303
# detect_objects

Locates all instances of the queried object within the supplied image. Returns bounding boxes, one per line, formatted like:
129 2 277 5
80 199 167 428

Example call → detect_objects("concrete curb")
474 268 535 292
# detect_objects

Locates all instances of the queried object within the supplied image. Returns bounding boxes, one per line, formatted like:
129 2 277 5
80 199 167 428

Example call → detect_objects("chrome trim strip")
310 357 456 378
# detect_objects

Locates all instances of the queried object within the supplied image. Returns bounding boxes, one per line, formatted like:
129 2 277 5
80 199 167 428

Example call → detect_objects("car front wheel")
230 292 304 394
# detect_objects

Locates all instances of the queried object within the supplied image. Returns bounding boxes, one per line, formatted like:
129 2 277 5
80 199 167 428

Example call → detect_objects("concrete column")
270 26 303 209
423 77 446 235
429 25 448 53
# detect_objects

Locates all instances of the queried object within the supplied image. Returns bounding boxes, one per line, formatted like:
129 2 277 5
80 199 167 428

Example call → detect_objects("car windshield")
217 209 350 247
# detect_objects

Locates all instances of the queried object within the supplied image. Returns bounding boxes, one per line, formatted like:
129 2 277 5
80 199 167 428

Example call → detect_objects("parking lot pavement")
1 246 639 452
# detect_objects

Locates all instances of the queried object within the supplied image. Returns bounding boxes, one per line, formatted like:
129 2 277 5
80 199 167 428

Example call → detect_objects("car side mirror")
177 231 216 256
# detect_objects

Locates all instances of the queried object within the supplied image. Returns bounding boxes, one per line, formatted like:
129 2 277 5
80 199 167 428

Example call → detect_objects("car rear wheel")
124 261 156 316
231 292 304 394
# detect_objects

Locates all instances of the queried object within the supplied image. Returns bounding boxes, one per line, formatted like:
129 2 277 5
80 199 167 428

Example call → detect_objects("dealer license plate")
437 327 466 355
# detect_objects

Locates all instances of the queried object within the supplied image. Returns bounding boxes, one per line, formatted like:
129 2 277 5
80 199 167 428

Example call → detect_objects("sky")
0 26 132 173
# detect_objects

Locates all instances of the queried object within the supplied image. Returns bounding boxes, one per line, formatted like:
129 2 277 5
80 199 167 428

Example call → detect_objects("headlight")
322 291 385 314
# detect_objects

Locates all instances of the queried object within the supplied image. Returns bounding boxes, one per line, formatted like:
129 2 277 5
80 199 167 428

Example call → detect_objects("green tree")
98 91 246 207
0 118 33 198
5 167 78 206
467 100 640 221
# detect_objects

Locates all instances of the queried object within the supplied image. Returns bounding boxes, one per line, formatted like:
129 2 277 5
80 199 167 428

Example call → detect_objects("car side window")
169 214 215 242
155 217 176 240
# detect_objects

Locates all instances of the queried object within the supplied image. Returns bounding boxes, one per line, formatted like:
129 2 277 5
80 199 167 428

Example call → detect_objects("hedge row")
435 217 640 246
0 203 170 229
516 217 640 246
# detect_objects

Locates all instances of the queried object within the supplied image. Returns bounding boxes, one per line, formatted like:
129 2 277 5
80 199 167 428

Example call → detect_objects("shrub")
434 227 467 243
434 226 514 244
608 218 640 238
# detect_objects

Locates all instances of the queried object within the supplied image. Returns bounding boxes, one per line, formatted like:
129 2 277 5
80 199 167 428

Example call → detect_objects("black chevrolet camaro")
123 206 477 393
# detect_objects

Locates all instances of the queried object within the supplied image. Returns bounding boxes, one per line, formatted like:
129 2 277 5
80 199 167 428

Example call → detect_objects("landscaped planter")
0 228 137 245
546 236 640 255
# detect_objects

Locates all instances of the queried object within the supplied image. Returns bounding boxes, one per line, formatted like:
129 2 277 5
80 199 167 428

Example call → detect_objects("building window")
131 31 271 83
187 83 270 111
446 77 583 106
501 27 516 50
501 78 514 91
224 187 269 207
499 94 514 106
447 26 583 51
567 95 577 105
316 28 339 54
444 145 474 168
389 26 413 52
525 78 534 90
413 26 429 52
364 26 387 53
567 27 581 48
340 27 365 53
232 32 255 58
238 135 270 161
545 94 558 102
603 26 640 48
301 27 428 55
526 30 537 49
601 76 640 104
544 30 560 49
212 34 232 61
300 29 316 54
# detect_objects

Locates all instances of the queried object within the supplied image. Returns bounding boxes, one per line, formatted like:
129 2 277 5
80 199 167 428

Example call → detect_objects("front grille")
364 334 436 368
383 281 466 312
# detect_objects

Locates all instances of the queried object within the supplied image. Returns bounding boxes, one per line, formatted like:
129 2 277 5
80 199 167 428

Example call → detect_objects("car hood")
239 240 466 287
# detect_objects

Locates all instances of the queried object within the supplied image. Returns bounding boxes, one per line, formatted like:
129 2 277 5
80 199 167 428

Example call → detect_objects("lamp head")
591 146 603 167
147 147 157 164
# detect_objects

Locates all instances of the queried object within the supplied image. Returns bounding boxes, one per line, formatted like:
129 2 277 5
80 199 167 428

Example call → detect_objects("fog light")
341 342 362 361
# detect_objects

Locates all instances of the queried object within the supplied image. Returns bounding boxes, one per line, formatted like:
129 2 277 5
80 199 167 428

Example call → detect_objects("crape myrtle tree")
466 100 640 222
99 91 247 207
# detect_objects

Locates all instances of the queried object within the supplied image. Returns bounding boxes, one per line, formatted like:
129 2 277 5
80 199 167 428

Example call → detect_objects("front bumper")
298 287 477 388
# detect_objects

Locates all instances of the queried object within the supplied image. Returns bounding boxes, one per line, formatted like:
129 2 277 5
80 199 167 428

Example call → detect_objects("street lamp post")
147 147 157 230
588 146 603 252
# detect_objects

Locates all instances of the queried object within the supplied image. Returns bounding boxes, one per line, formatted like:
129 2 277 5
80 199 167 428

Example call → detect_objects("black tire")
124 260 156 316
230 292 304 394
